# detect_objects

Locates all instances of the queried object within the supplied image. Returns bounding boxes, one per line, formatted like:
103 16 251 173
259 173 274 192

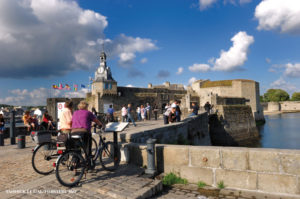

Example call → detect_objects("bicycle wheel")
99 142 120 171
91 137 98 160
55 151 85 187
32 142 57 175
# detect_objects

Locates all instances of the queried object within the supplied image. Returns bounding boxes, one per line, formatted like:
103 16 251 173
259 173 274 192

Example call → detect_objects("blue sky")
0 0 299 105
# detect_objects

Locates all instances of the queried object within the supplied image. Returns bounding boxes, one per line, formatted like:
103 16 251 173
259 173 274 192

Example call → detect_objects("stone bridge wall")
120 113 211 146
126 144 300 196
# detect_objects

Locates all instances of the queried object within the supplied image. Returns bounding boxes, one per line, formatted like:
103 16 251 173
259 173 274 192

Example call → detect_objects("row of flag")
52 84 87 91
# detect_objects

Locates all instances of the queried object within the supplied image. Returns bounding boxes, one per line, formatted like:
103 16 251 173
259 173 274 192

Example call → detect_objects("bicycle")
55 127 120 187
31 130 98 175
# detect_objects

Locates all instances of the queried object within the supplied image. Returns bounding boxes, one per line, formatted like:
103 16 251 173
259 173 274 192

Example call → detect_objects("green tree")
260 95 265 102
291 92 300 101
263 89 290 102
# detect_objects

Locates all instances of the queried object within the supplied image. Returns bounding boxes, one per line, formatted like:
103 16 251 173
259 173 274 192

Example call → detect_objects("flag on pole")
73 84 78 91
81 84 86 88
65 84 71 90
58 83 63 90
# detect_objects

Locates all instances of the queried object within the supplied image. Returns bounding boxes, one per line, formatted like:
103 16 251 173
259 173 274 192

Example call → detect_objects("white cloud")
265 57 271 63
189 63 211 72
198 0 251 10
140 58 148 64
0 0 157 78
213 31 254 71
270 77 297 93
284 63 300 78
176 67 184 75
199 0 217 10
255 0 300 34
0 87 87 106
188 77 197 85
126 84 134 87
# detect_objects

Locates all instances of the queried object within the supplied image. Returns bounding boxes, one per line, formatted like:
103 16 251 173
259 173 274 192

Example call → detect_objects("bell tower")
92 51 117 98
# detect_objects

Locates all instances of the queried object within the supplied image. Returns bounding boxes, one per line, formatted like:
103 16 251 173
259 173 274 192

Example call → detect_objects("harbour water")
256 112 300 149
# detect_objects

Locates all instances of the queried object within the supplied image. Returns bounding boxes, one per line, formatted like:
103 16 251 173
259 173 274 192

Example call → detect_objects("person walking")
0 113 5 134
127 104 136 127
121 105 128 122
136 106 141 121
146 103 151 120
153 104 159 120
141 105 146 121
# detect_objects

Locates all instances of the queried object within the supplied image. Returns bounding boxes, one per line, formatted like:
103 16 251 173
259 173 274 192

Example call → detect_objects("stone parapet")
127 144 300 196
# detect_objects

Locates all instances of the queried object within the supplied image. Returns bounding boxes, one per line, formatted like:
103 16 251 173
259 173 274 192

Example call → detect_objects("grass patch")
217 181 225 189
197 181 207 188
162 172 188 186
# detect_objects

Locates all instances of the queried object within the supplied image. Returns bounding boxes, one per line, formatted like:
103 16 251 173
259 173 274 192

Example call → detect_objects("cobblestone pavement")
0 136 162 199
1 136 299 199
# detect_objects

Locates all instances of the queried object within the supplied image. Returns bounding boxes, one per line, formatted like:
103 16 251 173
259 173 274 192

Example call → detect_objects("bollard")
113 131 118 165
17 135 25 149
10 111 16 145
145 138 157 175
0 133 4 146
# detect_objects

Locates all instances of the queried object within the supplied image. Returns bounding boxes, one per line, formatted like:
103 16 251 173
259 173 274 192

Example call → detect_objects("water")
257 112 300 149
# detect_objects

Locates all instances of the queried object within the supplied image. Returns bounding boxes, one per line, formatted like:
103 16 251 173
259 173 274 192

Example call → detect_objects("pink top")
59 108 72 130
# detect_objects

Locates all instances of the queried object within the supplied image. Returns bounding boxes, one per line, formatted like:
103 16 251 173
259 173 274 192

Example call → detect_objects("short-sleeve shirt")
107 108 114 115
72 110 96 132
59 108 72 130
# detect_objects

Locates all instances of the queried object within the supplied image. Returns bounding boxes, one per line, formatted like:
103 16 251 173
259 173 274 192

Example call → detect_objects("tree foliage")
263 89 290 102
291 92 300 101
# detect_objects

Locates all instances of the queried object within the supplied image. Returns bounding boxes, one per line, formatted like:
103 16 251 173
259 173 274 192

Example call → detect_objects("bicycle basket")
31 131 51 144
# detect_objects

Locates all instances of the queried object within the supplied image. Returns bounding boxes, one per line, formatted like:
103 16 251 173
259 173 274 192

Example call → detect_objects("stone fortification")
264 101 300 113
126 144 300 196
120 113 210 146
191 79 264 122
209 105 259 146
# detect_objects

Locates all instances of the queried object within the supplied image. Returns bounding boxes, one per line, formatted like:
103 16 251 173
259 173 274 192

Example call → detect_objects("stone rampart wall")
126 144 300 196
280 101 300 112
209 105 259 146
264 101 300 113
120 113 211 146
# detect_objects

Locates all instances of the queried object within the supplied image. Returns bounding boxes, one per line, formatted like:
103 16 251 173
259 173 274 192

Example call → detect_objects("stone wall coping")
126 143 300 153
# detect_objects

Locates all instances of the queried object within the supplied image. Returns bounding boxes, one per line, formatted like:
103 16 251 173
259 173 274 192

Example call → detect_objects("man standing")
190 102 199 117
204 102 211 114
107 105 114 122
175 100 182 122
121 105 128 122
127 104 136 127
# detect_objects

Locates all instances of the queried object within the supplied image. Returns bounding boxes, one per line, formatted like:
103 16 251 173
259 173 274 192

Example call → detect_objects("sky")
0 0 300 106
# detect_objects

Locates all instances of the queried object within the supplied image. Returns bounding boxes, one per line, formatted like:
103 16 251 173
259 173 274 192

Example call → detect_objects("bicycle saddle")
71 135 82 139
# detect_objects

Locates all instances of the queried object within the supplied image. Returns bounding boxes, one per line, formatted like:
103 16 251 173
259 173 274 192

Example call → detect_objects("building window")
104 83 112 90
